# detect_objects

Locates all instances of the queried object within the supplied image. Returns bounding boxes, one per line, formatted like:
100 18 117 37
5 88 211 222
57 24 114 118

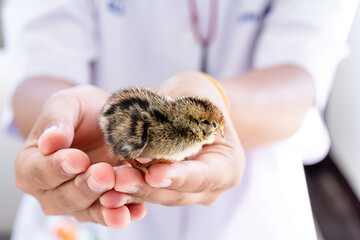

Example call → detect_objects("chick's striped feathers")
98 87 225 162
99 88 170 158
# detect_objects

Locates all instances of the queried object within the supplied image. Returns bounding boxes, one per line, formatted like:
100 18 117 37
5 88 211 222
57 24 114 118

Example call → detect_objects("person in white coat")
3 0 358 239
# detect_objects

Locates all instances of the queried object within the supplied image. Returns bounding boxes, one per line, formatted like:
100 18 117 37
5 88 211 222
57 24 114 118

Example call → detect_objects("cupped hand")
100 72 246 208
15 85 146 228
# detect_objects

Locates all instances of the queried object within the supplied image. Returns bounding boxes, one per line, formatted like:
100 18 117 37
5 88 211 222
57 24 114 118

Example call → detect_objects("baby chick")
98 87 225 173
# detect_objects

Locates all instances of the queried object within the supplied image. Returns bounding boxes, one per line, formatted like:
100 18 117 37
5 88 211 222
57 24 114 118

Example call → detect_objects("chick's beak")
216 129 225 141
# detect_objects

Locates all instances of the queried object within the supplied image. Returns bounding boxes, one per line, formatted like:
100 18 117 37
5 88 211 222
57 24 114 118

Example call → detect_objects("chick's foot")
127 158 174 174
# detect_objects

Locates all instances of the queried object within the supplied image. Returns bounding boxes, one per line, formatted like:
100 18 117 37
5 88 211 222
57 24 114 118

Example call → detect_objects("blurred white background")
0 2 359 238
0 52 23 234
327 5 360 199
0 1 22 235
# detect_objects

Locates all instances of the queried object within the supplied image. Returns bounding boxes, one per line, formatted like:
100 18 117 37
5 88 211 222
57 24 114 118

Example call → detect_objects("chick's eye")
212 121 218 128
201 120 210 125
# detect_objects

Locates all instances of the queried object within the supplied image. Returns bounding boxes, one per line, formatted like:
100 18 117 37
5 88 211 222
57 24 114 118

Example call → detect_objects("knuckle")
16 152 50 191
52 153 70 177
32 167 50 190
196 177 212 192
131 185 150 199
74 175 94 198
40 194 84 216
179 169 212 193
57 194 82 211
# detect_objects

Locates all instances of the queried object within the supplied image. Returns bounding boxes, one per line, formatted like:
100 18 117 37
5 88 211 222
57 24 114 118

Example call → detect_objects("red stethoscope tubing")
187 0 219 73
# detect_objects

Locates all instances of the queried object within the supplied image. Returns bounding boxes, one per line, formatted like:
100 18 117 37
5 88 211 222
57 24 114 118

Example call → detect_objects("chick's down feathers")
99 87 225 173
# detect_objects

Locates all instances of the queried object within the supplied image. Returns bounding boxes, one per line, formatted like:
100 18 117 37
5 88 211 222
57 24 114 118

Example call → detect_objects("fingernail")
88 175 108 192
114 199 127 207
41 124 61 136
100 195 127 208
150 179 171 188
114 165 131 172
61 159 81 175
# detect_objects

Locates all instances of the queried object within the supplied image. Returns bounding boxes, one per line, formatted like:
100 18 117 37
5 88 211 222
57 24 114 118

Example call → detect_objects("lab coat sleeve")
253 0 358 110
3 0 98 86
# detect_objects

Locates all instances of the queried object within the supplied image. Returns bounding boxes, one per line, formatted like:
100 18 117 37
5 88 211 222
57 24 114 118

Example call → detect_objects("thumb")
31 92 81 156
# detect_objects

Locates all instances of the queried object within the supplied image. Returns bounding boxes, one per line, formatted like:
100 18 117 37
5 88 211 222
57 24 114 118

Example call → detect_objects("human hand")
15 85 146 228
100 72 245 207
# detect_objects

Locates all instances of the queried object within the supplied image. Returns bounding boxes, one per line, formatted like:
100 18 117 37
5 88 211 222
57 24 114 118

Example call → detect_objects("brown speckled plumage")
98 87 225 173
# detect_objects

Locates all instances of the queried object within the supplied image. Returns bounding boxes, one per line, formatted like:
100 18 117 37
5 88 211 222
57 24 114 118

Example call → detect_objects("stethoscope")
187 0 218 73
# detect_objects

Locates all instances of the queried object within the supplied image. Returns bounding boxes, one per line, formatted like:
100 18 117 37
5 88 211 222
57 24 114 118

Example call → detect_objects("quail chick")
98 87 225 174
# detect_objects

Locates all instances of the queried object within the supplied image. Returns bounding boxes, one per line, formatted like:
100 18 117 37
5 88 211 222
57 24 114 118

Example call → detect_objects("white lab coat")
3 0 358 239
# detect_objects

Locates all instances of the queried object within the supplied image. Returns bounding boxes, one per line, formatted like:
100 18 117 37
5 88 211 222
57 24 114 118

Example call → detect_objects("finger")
99 190 147 221
127 203 147 221
73 201 131 229
101 206 131 229
99 189 144 208
39 163 114 214
30 86 109 156
113 165 145 194
112 166 208 206
100 190 131 208
33 92 81 155
15 148 90 192
145 145 244 193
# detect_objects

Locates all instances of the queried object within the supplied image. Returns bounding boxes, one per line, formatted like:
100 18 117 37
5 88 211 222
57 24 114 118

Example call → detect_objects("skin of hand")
100 72 246 207
14 84 147 228
100 66 314 207
12 64 314 227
